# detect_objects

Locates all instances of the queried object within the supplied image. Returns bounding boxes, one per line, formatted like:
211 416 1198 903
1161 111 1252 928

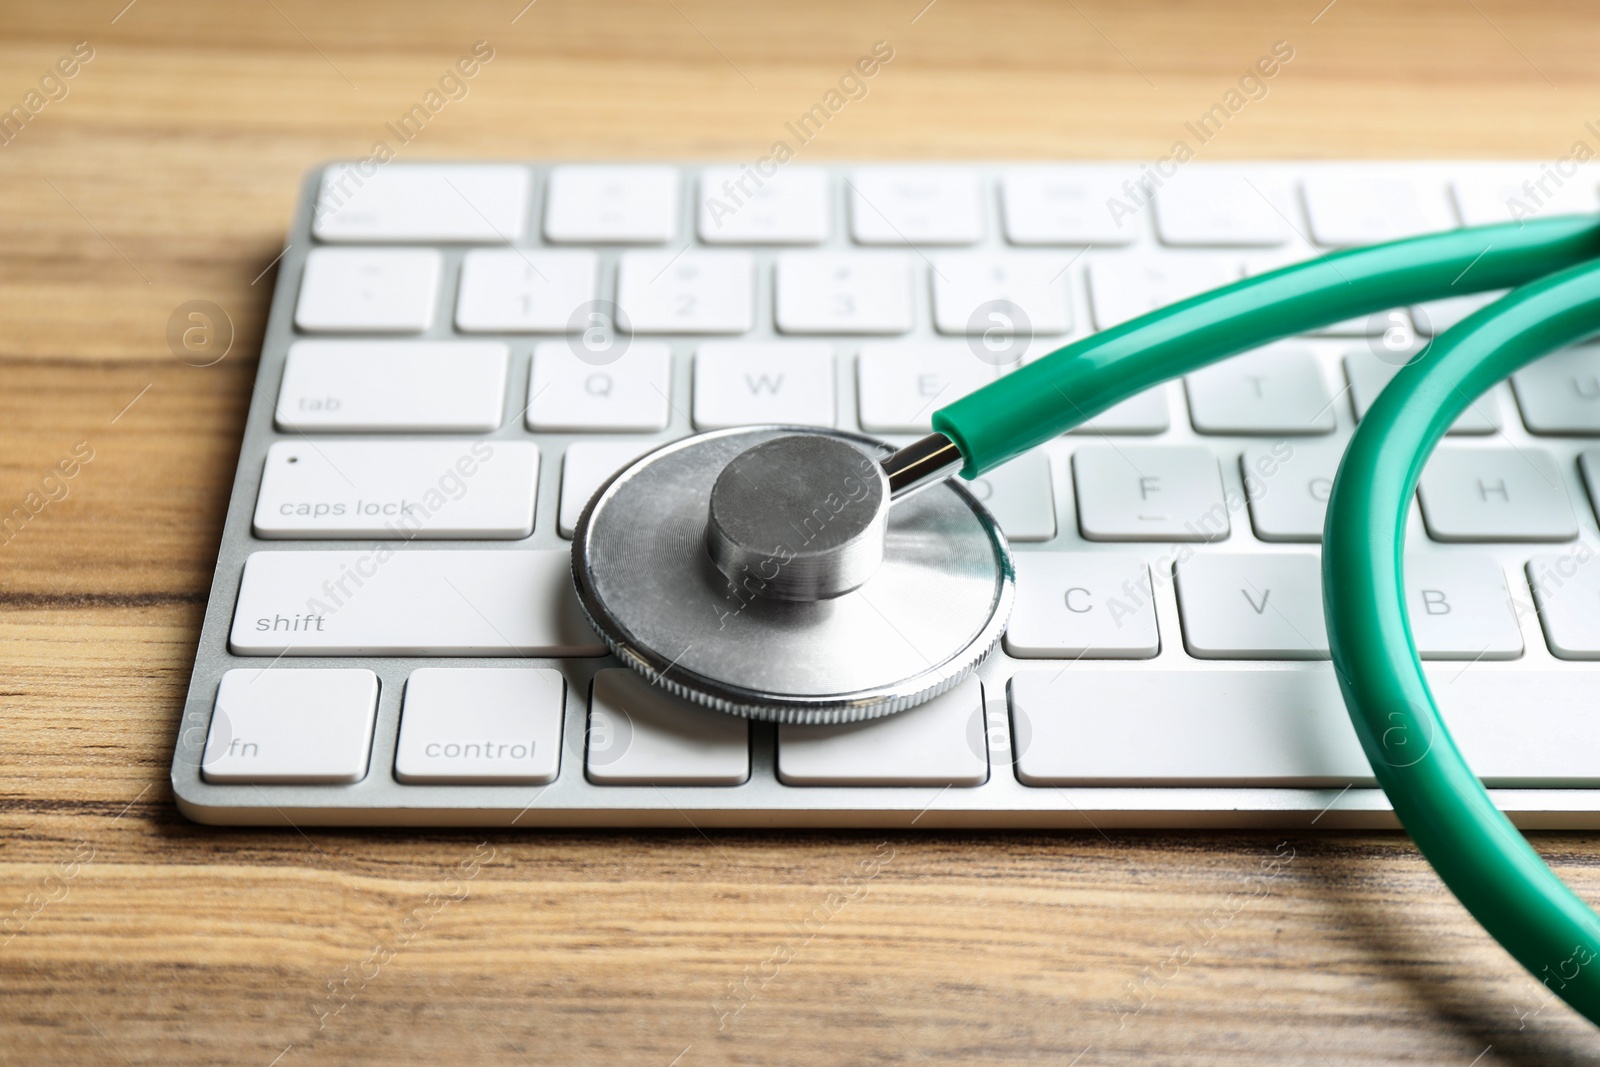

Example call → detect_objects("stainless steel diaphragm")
570 426 1013 724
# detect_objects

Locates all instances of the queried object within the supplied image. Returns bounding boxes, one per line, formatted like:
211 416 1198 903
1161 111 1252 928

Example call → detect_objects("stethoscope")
573 215 1600 1026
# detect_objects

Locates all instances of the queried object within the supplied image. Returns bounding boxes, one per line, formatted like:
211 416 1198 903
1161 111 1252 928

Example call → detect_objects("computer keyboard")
172 160 1600 827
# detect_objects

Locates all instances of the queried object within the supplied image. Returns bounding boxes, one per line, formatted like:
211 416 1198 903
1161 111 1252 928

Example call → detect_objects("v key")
1241 586 1272 615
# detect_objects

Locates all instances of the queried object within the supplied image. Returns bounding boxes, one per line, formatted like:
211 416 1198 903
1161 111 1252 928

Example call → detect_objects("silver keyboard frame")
172 160 1600 828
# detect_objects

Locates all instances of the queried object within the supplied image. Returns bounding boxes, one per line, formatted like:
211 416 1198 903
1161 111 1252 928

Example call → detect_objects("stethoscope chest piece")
571 426 1014 724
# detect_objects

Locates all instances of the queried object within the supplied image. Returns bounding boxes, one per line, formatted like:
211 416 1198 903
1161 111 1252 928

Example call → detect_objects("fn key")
201 669 378 783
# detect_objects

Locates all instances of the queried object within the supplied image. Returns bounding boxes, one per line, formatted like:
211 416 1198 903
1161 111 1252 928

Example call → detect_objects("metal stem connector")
882 432 965 500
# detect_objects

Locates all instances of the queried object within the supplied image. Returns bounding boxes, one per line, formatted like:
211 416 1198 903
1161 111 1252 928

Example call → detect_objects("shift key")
229 550 607 656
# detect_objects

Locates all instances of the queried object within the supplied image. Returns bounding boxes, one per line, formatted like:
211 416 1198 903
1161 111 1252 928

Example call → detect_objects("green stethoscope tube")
1324 255 1600 1025
933 215 1600 477
928 214 1600 1026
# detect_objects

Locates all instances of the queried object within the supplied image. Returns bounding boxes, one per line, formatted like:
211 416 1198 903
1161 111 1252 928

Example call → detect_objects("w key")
693 342 835 428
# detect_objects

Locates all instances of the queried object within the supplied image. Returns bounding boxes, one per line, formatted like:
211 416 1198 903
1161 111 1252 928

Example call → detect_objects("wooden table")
4 0 1599 1062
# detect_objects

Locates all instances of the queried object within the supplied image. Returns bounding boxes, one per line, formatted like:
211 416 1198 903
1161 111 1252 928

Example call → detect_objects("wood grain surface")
4 0 1600 1062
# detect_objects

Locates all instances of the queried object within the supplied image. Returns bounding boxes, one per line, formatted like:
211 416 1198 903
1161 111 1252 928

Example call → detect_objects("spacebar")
1010 668 1600 788
229 550 607 656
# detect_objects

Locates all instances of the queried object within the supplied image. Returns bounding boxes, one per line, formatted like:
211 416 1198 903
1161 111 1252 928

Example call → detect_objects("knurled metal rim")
570 426 1015 724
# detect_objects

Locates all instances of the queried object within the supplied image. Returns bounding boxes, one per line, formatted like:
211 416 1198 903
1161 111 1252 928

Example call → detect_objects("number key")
456 249 597 333
931 253 1073 337
615 250 754 333
776 252 913 335
294 247 441 333
1087 256 1238 330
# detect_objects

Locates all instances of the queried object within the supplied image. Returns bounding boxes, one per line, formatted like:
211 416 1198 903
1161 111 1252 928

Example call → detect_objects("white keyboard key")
394 668 564 784
560 440 663 538
1004 553 1158 658
698 166 830 245
586 669 750 785
1345 349 1500 435
1011 668 1600 787
528 341 671 432
963 453 1055 542
455 249 598 333
931 253 1073 336
1011 669 1369 786
294 248 441 333
1582 452 1600 524
1242 441 1340 542
1512 347 1600 434
1454 172 1600 227
1302 175 1456 247
693 342 835 429
857 344 996 433
1406 554 1522 660
1413 291 1503 335
1064 389 1170 435
275 341 507 433
616 250 754 334
313 163 531 243
1087 256 1238 329
777 677 987 786
202 668 377 784
1528 547 1600 659
1072 445 1228 542
1421 670 1600 784
1001 168 1140 246
1185 345 1336 435
228 550 606 656
775 252 914 335
1175 553 1327 659
848 167 982 245
1153 174 1291 247
1418 448 1578 542
252 440 538 539
544 164 679 244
